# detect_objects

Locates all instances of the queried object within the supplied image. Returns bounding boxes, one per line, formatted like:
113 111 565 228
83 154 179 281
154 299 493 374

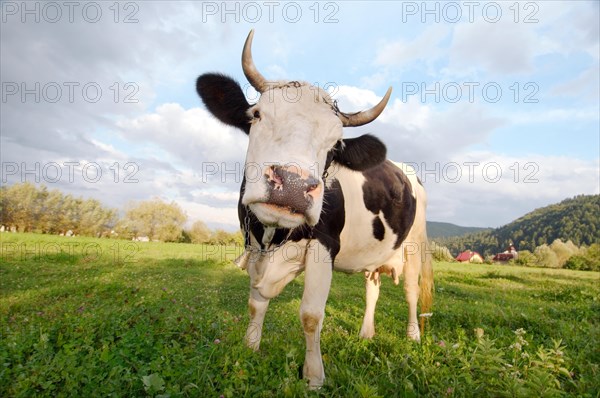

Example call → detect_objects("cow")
196 30 433 389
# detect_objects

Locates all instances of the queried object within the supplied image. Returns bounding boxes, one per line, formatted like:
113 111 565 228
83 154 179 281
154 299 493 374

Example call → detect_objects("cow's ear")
196 73 251 134
333 134 387 171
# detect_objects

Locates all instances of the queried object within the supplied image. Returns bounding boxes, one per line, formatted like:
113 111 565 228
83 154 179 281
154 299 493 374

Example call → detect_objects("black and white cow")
196 30 433 388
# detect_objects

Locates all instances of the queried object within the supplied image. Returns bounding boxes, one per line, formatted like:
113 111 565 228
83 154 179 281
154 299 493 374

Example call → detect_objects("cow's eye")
253 110 260 119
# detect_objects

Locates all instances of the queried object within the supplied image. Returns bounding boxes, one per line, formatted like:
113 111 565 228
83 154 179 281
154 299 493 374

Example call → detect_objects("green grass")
1 233 599 397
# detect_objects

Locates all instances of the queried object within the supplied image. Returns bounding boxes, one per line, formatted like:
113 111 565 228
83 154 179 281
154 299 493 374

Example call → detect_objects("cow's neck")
241 206 308 254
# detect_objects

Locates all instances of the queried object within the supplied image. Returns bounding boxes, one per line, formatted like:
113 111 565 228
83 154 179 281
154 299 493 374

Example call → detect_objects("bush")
534 244 559 268
564 255 594 271
430 241 454 262
564 243 600 271
514 250 535 266
550 239 580 267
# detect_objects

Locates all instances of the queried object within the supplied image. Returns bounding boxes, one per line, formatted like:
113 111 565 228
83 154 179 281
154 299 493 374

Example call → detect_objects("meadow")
1 233 598 397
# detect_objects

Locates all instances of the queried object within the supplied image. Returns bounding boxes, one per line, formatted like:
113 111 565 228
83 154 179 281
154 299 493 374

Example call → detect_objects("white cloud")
374 25 450 70
333 85 505 162
176 199 239 229
550 63 600 102
445 1 599 78
265 64 289 80
116 103 248 167
448 18 536 76
423 152 600 227
509 107 599 125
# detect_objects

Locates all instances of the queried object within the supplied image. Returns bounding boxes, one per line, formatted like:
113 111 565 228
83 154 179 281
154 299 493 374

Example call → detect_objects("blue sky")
1 1 598 230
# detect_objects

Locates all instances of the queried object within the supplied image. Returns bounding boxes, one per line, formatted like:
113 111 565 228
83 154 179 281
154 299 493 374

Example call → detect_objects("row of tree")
0 182 242 245
437 195 600 255
0 182 117 236
514 240 599 271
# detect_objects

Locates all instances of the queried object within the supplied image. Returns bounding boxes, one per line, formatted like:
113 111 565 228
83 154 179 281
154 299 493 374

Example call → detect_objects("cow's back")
333 160 422 272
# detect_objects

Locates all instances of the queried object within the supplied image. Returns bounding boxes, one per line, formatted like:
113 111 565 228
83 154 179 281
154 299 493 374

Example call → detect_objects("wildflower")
437 340 446 348
214 339 221 344
474 328 484 339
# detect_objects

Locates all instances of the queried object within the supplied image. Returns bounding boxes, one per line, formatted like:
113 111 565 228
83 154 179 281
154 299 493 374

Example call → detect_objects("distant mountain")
427 221 489 239
437 195 600 256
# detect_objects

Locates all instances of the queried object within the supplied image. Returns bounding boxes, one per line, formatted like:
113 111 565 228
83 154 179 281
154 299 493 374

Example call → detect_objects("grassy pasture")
1 233 598 397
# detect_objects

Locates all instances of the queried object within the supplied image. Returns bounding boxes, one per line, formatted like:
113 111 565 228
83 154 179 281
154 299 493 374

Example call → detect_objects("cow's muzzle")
264 165 321 214
246 164 322 228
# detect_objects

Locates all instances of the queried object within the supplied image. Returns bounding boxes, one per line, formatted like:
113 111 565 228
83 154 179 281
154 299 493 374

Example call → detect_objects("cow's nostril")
266 166 284 190
305 176 320 194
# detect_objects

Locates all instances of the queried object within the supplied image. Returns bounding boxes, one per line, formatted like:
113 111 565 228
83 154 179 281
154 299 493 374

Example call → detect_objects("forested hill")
437 195 600 256
426 221 489 239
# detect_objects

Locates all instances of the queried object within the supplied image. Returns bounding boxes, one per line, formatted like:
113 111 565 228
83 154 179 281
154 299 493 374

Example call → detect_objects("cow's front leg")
300 241 332 389
244 245 305 350
245 287 270 350
359 271 380 339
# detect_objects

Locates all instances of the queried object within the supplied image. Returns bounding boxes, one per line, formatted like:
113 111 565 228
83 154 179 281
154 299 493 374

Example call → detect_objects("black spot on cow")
362 161 416 249
332 134 387 171
372 216 385 241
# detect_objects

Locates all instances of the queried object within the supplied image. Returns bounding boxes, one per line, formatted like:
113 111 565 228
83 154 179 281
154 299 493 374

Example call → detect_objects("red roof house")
456 250 484 263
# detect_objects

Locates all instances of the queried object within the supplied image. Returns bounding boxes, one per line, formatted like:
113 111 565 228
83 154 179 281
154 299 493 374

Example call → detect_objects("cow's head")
197 30 391 229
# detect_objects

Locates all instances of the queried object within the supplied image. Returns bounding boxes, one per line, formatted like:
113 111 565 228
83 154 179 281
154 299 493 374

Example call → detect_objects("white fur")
242 82 342 227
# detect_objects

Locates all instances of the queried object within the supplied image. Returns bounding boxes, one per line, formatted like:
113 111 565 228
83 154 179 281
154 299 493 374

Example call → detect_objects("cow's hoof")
300 363 324 389
244 337 261 351
359 329 375 339
407 322 421 342
407 332 421 343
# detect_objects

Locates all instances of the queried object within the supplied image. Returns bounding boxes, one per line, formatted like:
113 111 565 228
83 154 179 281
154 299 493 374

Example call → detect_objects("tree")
549 239 580 268
210 229 232 245
514 250 535 266
122 199 187 242
77 198 118 236
189 220 211 244
430 241 454 262
0 182 118 236
534 244 559 268
1 182 43 232
437 195 600 255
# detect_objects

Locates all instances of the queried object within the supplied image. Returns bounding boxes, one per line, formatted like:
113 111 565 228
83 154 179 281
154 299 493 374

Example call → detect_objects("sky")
1 1 599 231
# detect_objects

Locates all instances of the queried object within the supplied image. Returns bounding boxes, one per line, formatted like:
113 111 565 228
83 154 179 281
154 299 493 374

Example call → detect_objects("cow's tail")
419 240 434 333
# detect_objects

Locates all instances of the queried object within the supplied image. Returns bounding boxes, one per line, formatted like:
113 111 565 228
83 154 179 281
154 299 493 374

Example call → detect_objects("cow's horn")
338 87 393 127
242 30 268 93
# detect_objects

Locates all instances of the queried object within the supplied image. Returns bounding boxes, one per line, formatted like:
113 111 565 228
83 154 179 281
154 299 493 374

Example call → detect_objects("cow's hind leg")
359 271 380 339
300 241 333 389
